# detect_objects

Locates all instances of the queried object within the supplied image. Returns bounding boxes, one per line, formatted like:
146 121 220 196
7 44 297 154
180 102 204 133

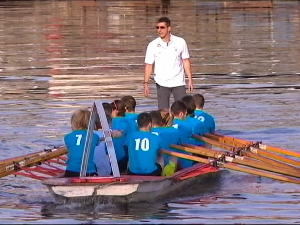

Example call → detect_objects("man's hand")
188 80 194 92
144 83 150 97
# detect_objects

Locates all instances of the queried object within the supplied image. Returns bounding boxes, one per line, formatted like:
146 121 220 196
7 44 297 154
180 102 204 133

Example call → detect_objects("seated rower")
181 95 206 147
125 112 164 176
149 110 181 176
121 95 139 133
193 93 216 133
110 99 131 173
64 108 99 177
170 100 194 170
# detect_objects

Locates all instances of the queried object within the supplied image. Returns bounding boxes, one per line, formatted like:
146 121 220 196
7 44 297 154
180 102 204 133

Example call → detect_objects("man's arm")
183 58 194 92
144 63 153 97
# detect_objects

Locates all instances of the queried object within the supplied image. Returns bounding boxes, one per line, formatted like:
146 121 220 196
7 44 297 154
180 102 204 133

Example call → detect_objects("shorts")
118 156 129 174
63 170 98 177
128 163 162 176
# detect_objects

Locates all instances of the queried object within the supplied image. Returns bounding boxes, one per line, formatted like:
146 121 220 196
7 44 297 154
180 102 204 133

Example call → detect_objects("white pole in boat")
80 103 97 177
94 100 120 177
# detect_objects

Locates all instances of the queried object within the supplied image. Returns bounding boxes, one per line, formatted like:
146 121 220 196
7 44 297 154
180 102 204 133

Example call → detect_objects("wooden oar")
204 133 249 148
202 133 300 169
0 147 68 179
0 149 62 166
170 144 226 159
248 146 300 168
222 163 300 185
161 148 300 185
192 134 238 152
194 134 300 173
212 133 254 145
241 150 300 173
160 149 211 164
177 144 300 179
258 143 300 159
213 133 300 159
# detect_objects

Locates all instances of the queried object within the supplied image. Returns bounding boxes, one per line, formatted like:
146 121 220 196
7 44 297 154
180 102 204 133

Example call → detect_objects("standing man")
144 17 194 109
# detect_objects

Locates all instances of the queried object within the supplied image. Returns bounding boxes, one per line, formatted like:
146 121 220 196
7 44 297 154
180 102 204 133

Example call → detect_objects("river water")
0 0 300 224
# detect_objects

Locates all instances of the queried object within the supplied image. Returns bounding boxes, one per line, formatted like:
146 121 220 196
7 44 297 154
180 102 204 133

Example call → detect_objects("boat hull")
42 163 219 204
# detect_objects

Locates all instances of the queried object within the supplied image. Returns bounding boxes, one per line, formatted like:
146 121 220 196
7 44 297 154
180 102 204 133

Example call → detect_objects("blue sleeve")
124 133 130 146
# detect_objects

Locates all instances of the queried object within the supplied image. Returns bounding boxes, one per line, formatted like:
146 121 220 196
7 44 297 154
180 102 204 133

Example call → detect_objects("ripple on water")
167 192 300 223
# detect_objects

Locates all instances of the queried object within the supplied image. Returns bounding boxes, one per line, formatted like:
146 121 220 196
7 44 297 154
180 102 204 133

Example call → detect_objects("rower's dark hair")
149 110 162 126
170 100 187 117
157 17 171 26
181 95 196 117
137 112 152 128
120 95 136 112
193 94 205 108
111 99 126 117
103 103 112 117
95 103 112 129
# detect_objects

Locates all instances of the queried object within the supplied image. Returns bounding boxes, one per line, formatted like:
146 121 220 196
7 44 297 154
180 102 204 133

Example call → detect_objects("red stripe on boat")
71 177 128 183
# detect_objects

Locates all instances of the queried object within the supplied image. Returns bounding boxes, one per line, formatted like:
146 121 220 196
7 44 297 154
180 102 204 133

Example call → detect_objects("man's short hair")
149 110 162 126
193 94 205 108
157 17 171 26
137 112 152 128
170 100 187 117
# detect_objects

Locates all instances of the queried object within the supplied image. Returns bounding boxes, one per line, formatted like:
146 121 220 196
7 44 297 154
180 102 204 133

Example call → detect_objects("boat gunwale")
42 163 218 186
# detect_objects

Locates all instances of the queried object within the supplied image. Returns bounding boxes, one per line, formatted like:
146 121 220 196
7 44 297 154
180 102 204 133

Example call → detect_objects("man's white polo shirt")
144 34 190 88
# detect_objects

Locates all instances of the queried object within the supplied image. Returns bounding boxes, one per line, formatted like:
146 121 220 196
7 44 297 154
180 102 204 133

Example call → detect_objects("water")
0 0 300 223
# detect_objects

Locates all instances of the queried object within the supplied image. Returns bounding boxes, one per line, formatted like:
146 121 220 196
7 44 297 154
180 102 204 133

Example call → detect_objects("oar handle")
259 144 300 159
160 149 211 164
223 163 300 185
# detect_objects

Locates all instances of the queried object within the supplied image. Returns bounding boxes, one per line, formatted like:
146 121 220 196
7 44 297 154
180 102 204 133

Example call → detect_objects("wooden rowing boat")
0 101 220 204
42 163 219 204
40 100 219 203
2 100 300 204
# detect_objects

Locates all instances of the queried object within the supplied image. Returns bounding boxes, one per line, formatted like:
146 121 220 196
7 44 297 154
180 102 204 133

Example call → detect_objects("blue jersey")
151 127 181 150
172 118 193 145
125 130 161 174
172 118 194 168
151 126 182 165
111 117 130 161
194 109 216 133
64 130 99 174
185 116 206 146
125 112 139 133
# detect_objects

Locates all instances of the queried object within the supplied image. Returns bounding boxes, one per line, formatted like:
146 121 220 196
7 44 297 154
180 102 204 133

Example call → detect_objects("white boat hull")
42 164 219 204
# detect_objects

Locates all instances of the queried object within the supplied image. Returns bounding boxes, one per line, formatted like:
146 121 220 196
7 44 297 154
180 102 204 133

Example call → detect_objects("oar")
0 148 63 166
0 147 68 179
161 148 300 185
257 143 300 159
200 133 300 169
248 146 300 168
211 133 254 146
170 144 226 159
222 163 300 185
203 133 249 148
241 150 300 173
214 133 300 159
192 134 238 152
176 144 300 179
194 134 300 172
160 149 211 164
